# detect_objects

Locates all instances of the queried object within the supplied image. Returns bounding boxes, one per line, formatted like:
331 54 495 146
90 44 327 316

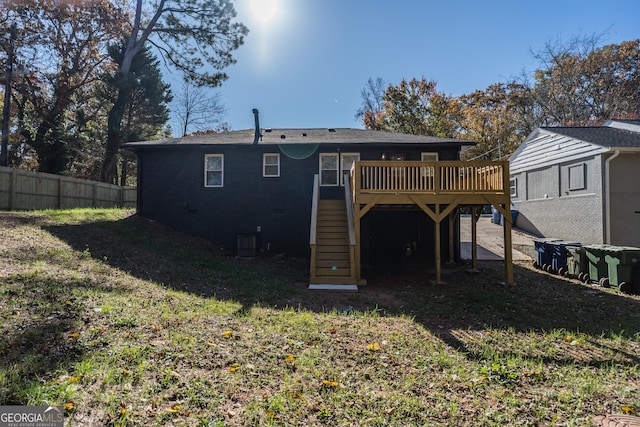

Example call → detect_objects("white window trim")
510 177 517 197
204 154 224 187
421 152 439 162
340 152 360 186
421 152 439 177
319 153 339 187
263 153 280 177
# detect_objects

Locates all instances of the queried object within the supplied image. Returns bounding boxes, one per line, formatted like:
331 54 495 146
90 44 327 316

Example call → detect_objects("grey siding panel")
513 194 603 244
512 157 604 243
510 131 606 174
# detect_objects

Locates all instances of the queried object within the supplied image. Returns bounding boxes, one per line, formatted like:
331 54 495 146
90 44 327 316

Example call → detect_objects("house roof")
541 123 640 149
123 128 474 149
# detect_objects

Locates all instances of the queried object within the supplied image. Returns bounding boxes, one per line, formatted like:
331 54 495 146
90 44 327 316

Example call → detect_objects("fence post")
118 186 124 208
8 168 16 210
92 182 98 207
57 175 63 209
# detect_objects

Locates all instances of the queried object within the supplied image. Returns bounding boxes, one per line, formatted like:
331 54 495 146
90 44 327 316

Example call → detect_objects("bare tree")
174 80 226 136
355 77 386 123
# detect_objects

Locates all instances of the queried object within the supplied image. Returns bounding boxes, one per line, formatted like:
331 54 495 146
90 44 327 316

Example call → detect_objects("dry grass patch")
0 209 639 426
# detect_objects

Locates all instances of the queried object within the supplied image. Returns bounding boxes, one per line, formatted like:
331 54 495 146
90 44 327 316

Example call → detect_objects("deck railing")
351 160 507 196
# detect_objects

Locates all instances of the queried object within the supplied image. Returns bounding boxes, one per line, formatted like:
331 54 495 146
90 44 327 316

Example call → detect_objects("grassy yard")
0 209 638 426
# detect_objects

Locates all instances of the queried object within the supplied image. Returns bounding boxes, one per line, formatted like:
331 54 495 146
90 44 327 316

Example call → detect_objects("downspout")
604 149 620 244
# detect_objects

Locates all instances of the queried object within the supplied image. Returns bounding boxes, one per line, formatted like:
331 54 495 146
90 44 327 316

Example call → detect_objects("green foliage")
358 37 640 160
363 77 459 138
101 0 248 183
3 0 127 174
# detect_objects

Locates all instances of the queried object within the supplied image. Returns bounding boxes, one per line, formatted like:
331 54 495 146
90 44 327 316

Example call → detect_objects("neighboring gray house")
509 120 640 247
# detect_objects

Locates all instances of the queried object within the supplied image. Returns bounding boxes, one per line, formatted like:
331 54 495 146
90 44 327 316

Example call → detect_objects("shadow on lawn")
0 214 129 404
43 214 640 368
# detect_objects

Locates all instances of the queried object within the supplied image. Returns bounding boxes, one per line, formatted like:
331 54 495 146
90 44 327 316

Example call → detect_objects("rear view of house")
125 114 514 286
509 120 640 246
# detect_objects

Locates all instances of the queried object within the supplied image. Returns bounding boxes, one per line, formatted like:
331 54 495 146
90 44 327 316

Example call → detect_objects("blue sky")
170 0 640 132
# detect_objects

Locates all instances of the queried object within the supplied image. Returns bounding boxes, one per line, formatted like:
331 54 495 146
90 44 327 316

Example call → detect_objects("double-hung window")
421 152 438 177
319 153 339 186
263 153 280 177
340 153 360 186
204 154 224 187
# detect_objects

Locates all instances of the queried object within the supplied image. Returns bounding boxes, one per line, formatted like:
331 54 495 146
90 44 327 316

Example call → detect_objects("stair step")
315 267 353 277
316 252 350 261
312 199 356 285
316 260 350 268
316 246 350 254
317 229 348 237
309 276 358 285
317 233 348 241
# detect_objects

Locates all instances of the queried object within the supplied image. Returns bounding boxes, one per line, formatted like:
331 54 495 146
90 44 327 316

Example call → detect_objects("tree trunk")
101 74 133 183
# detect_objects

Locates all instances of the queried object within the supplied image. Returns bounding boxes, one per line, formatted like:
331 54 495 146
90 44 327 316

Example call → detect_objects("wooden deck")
310 160 513 286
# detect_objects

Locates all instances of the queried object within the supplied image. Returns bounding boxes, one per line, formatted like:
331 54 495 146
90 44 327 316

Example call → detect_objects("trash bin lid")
533 237 562 243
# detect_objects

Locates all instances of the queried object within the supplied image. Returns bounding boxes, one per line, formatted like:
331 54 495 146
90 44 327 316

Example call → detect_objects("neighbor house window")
320 153 339 186
340 153 360 186
263 153 280 177
510 178 517 197
568 164 586 190
205 154 224 187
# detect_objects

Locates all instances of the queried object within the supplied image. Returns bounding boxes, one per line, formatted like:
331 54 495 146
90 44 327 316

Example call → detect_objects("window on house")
421 152 439 177
381 153 406 160
205 154 224 187
568 164 586 190
421 152 439 162
320 153 339 186
263 153 280 177
340 153 360 186
510 178 517 197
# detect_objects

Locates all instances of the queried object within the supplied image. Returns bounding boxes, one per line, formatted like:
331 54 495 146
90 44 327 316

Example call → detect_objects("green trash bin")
603 246 640 293
583 245 610 286
566 246 588 281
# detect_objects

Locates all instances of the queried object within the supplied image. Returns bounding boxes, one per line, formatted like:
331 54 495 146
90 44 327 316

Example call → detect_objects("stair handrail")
343 173 356 246
309 174 319 246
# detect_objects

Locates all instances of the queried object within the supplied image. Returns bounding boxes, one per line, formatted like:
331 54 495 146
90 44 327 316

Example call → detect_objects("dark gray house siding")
127 128 469 262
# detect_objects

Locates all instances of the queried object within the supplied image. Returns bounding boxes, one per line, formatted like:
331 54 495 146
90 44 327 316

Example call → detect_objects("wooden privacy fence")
0 166 136 210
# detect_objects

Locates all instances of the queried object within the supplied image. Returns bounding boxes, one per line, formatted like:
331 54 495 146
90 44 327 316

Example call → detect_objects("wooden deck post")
434 203 442 283
354 206 362 280
448 209 455 262
471 206 479 271
503 205 514 284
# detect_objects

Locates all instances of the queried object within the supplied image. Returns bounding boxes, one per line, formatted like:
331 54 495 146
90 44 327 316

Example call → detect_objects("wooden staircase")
310 199 357 285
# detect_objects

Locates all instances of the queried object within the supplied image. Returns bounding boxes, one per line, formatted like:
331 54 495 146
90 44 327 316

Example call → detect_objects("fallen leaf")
166 404 181 413
621 405 637 415
367 342 380 351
